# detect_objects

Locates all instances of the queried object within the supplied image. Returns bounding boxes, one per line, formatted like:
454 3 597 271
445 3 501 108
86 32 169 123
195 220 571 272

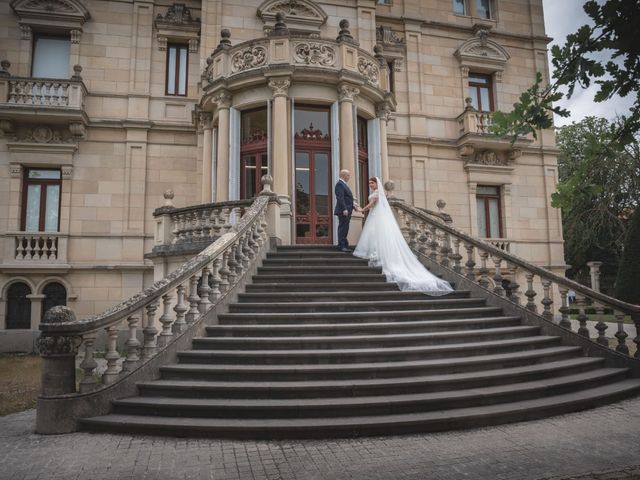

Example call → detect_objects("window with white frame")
32 34 70 79
476 0 493 19
22 169 61 232
166 44 188 96
476 185 502 238
453 0 467 15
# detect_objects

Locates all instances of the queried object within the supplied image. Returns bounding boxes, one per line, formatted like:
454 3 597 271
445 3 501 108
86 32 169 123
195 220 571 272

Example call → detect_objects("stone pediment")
257 0 327 35
154 3 201 52
11 0 90 26
454 28 510 71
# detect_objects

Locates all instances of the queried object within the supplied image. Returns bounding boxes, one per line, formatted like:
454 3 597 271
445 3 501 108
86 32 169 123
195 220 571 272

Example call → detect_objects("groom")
334 169 355 252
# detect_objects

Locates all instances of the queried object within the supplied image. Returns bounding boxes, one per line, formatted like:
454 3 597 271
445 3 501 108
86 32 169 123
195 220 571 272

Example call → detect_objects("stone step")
252 274 388 283
245 282 402 292
229 298 486 313
112 368 630 419
262 257 370 266
159 346 583 381
138 357 606 399
207 316 523 337
196 326 540 350
257 265 383 275
237 290 472 303
80 379 640 438
178 336 561 365
276 245 339 250
217 307 505 324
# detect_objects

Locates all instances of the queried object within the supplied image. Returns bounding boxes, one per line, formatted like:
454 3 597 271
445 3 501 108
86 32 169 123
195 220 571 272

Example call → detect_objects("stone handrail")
5 77 86 108
391 199 640 358
37 191 271 400
203 35 386 90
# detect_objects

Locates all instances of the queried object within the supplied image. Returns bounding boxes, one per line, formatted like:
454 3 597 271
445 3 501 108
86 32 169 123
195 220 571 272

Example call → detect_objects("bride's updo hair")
368 177 377 183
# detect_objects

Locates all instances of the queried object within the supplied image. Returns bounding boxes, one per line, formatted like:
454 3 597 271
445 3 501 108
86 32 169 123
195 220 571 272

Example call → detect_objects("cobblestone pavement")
0 397 639 480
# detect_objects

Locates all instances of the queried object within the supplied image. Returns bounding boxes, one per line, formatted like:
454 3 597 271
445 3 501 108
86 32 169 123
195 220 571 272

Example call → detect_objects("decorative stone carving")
0 60 10 77
71 64 82 81
376 104 392 122
164 189 175 207
198 111 213 128
393 59 403 72
61 165 73 178
12 125 75 144
36 334 81 356
376 25 405 45
155 3 199 27
336 19 357 45
465 150 511 167
158 36 168 51
188 38 198 53
293 42 336 66
10 163 22 178
271 12 289 36
212 90 232 109
68 122 86 138
231 46 267 72
454 30 510 70
11 0 91 31
154 3 201 53
70 29 81 43
338 84 359 102
358 56 379 84
0 119 14 134
214 29 232 53
257 0 328 35
295 123 328 140
20 24 32 39
268 78 290 97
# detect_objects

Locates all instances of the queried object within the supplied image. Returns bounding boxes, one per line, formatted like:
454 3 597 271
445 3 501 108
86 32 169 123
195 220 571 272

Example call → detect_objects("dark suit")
334 179 354 250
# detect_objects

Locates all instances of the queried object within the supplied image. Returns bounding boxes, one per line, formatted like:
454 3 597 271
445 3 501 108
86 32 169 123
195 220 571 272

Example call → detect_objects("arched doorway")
6 282 32 329
294 106 332 244
42 282 67 320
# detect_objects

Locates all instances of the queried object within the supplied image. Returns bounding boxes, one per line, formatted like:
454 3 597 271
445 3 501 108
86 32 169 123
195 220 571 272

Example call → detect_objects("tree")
491 0 640 142
614 207 640 304
554 117 640 291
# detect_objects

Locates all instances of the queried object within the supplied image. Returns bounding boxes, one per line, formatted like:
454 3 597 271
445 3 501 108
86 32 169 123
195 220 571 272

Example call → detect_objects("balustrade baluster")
632 315 640 359
227 244 239 284
558 288 571 329
102 326 121 384
451 238 463 273
506 264 520 304
198 267 213 313
186 274 201 323
242 232 252 268
464 243 476 280
439 230 452 267
79 334 98 393
222 207 233 234
142 300 160 359
614 312 629 355
478 252 490 288
594 302 609 347
172 284 188 333
43 81 52 105
218 250 231 293
428 225 439 260
201 210 212 241
524 273 537 312
492 257 504 296
407 218 417 249
209 258 222 303
158 293 174 346
236 235 247 273
575 295 590 338
417 221 428 255
398 210 408 239
122 314 141 372
541 280 553 321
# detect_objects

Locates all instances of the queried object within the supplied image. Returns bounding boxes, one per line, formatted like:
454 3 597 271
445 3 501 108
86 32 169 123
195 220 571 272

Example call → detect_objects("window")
376 0 392 4
166 44 188 96
42 282 67 320
240 108 268 199
468 73 494 112
6 282 31 329
32 34 70 79
387 60 395 93
476 0 492 19
357 116 369 206
476 185 502 238
453 0 467 15
22 169 61 232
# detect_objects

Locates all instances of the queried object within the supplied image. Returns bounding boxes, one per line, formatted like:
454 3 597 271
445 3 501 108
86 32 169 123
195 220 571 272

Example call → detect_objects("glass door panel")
295 152 311 240
314 152 330 240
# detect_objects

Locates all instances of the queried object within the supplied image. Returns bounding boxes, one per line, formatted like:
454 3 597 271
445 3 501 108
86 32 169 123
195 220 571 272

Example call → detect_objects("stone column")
213 90 232 201
338 83 360 188
587 261 603 293
200 112 214 203
376 104 391 182
268 78 291 196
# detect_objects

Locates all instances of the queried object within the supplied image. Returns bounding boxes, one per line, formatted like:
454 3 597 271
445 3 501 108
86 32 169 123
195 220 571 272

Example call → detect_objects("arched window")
42 282 67 320
6 282 32 329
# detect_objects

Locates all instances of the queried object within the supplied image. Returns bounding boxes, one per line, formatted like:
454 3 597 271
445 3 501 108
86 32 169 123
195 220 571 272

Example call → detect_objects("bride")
353 177 453 295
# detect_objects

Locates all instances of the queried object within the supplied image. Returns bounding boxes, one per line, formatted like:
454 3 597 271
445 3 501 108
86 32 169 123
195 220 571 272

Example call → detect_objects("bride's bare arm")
361 196 378 213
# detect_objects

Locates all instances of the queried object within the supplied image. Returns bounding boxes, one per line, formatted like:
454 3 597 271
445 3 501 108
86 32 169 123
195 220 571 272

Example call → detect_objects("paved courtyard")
0 397 639 480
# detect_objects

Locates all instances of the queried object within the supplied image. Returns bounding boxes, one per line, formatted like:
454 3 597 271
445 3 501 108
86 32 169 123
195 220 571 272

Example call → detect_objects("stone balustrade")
203 34 388 91
36 181 276 433
390 198 640 359
12 232 65 261
458 108 494 135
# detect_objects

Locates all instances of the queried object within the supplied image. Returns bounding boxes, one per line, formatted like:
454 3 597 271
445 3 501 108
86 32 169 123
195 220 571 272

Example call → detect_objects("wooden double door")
295 143 332 244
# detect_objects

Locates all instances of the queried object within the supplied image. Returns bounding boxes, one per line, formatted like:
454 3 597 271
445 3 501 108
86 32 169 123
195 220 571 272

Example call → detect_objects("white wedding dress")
353 178 453 295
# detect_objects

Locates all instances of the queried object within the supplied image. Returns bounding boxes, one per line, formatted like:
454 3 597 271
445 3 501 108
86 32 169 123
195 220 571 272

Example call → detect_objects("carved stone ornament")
155 3 200 27
293 42 336 66
212 90 232 109
154 3 200 53
231 46 267 72
376 25 405 45
11 0 91 29
61 165 73 178
268 78 291 97
198 111 213 128
454 30 510 69
376 104 392 122
338 84 359 102
466 150 510 166
357 56 379 85
36 334 82 356
10 163 22 178
12 125 75 144
295 123 329 140
257 0 328 34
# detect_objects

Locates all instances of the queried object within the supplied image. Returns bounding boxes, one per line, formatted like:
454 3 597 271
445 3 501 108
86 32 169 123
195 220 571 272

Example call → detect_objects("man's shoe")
340 248 350 252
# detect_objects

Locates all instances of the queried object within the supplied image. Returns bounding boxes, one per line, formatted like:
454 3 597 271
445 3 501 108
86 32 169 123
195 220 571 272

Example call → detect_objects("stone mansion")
0 0 564 350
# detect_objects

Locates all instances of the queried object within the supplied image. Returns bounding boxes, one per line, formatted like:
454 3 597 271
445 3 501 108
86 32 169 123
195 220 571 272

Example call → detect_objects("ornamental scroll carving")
155 3 200 26
465 150 510 167
338 84 359 102
293 42 336 66
10 125 75 144
36 334 82 356
268 78 290 97
357 56 379 85
231 46 268 72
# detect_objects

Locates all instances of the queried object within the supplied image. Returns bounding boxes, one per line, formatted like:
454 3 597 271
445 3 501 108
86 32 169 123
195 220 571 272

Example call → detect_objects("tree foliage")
491 0 640 142
554 117 640 291
614 207 640 304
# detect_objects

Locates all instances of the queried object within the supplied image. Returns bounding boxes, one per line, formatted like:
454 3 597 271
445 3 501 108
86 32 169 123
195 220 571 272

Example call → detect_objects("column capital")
338 83 360 103
268 78 291 98
198 111 213 129
212 90 232 110
376 103 392 122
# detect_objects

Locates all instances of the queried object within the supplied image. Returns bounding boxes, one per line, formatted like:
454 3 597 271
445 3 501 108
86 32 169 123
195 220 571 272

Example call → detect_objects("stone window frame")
21 167 63 233
30 32 72 79
467 72 494 112
257 0 328 37
476 184 503 238
165 43 189 97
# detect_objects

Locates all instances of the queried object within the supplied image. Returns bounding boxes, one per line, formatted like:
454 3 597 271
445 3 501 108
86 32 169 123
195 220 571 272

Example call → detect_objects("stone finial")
373 44 386 65
260 174 274 192
42 305 77 324
384 180 396 199
72 64 82 81
272 12 289 36
163 189 175 207
464 97 475 111
436 199 446 210
0 60 10 77
336 19 357 45
215 29 232 52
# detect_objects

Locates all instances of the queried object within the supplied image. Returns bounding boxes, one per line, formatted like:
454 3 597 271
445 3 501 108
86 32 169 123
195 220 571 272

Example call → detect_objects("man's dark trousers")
334 180 354 250
337 214 350 250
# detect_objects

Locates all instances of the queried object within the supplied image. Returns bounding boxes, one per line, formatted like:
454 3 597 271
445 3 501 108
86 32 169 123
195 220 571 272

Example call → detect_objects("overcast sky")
541 0 634 127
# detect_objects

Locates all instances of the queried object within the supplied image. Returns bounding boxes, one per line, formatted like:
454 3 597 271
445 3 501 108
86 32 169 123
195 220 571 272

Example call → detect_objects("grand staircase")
81 245 640 438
